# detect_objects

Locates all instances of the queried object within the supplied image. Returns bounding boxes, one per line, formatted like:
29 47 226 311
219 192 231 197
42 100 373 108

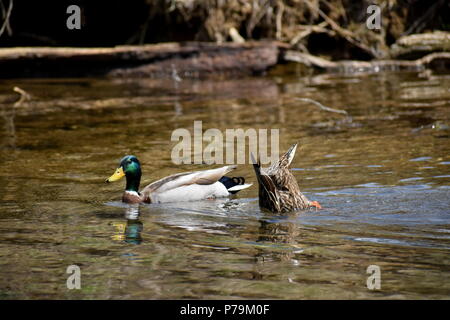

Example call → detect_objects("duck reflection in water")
256 215 303 264
111 205 143 245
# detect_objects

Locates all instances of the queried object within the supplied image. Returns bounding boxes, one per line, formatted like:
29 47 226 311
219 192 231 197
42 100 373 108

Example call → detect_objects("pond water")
0 68 449 299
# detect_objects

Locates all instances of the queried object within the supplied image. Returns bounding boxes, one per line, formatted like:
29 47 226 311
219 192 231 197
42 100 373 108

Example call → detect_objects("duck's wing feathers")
252 153 281 211
268 143 298 172
141 165 237 194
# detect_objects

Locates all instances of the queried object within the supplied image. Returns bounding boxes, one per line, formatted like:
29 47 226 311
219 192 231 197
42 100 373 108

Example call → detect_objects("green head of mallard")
106 155 142 192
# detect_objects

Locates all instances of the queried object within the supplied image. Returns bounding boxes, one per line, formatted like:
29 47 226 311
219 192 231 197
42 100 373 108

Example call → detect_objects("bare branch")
295 97 348 115
13 86 31 107
0 0 13 37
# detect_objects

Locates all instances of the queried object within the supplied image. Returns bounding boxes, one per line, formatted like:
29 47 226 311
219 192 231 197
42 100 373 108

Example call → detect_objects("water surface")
0 69 449 299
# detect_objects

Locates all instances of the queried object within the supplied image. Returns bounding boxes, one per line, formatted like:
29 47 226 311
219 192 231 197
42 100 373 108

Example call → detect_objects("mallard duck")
106 155 252 204
252 143 322 213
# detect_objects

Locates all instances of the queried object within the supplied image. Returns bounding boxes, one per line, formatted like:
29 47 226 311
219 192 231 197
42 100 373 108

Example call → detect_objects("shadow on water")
0 70 449 299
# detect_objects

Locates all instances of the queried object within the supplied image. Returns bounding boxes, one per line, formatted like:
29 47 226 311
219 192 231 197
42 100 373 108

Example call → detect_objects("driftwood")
0 41 281 78
285 31 450 72
283 50 450 74
1 35 448 78
390 31 450 59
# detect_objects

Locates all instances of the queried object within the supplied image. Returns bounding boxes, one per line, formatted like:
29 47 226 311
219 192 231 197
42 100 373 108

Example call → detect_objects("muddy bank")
1 1 449 78
2 1 449 59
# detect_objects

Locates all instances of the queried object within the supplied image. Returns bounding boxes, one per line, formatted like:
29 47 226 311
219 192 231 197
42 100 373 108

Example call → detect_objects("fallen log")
1 39 448 79
282 50 450 74
0 41 281 78
390 31 450 59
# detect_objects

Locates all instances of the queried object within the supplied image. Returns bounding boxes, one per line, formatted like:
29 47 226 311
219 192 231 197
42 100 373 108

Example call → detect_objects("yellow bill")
106 166 125 183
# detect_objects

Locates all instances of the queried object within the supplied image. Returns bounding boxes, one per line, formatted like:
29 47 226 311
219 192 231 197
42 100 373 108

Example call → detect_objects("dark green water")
0 69 449 299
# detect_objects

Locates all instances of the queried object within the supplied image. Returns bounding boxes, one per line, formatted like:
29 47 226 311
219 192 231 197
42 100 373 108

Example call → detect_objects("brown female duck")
252 143 322 213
